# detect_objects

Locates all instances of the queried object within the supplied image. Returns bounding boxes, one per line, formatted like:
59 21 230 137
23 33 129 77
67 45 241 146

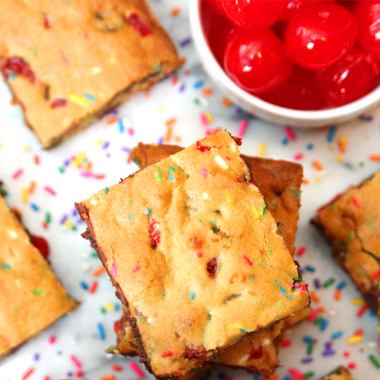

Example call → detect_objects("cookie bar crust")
0 0 180 148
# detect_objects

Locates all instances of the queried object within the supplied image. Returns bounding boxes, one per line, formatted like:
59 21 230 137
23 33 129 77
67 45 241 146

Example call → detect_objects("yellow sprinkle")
23 145 30 152
105 303 115 311
252 205 260 219
21 188 28 204
0 142 3 148
73 152 85 167
352 298 364 306
215 155 228 169
68 92 91 107
229 323 244 330
336 155 343 162
158 106 164 113
347 335 362 344
224 190 233 204
258 143 266 157
205 113 213 122
96 139 103 146
64 220 73 228
338 136 347 145
315 177 321 183
377 326 380 333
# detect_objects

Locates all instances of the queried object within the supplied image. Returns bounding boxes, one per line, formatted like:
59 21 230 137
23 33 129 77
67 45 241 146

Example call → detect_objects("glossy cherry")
315 47 380 106
260 65 326 110
280 0 333 23
201 0 236 66
222 0 288 31
224 29 293 94
354 1 380 61
285 3 357 70
208 0 226 17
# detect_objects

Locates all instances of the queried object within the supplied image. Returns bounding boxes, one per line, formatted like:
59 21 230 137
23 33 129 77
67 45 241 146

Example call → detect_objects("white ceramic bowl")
189 0 380 128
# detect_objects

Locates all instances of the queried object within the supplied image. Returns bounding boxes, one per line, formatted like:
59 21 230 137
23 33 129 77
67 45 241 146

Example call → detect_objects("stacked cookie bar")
76 131 310 378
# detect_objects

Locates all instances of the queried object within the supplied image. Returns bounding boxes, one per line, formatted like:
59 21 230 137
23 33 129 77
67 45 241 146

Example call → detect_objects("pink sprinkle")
129 361 145 377
200 112 208 126
48 336 56 344
242 255 253 266
296 246 306 256
12 168 23 179
80 171 94 178
76 370 84 377
132 264 141 273
111 260 117 278
308 308 321 322
237 118 248 138
43 186 57 196
200 168 207 178
288 368 304 378
352 196 361 209
197 252 203 258
284 126 297 141
293 152 303 160
127 127 135 136
70 354 82 368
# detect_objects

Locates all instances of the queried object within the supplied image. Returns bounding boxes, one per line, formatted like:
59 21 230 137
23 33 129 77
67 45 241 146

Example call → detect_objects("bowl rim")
189 0 380 124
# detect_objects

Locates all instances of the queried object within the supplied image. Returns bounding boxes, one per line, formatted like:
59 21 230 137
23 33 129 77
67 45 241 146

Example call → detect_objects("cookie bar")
319 366 354 380
0 195 77 359
0 0 180 148
312 171 380 317
76 131 309 377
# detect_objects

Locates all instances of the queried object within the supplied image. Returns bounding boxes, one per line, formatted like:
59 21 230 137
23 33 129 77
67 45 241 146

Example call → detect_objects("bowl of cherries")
189 0 380 127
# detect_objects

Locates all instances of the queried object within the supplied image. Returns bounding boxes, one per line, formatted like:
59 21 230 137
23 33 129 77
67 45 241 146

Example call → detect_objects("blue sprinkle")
194 80 204 88
118 118 124 133
33 353 39 361
179 83 186 92
71 208 78 217
97 322 105 340
314 278 321 289
303 336 314 344
189 291 195 300
235 107 242 114
30 203 40 211
111 109 118 115
114 303 120 311
217 372 226 380
283 377 291 380
66 371 73 377
157 136 164 144
327 126 337 142
84 93 95 102
253 373 261 380
320 318 329 331
3 264 10 269
102 141 110 150
336 281 346 290
169 174 174 181
180 37 192 47
127 215 132 221
240 328 246 333
121 146 130 152
306 143 313 150
331 331 343 340
80 281 89 290
305 265 316 272
288 295 295 300
282 137 289 145
359 114 373 121
322 349 336 356
145 208 151 216
104 187 109 194
301 356 313 363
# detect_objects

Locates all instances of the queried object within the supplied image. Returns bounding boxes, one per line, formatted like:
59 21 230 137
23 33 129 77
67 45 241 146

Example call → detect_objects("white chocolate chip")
215 155 228 169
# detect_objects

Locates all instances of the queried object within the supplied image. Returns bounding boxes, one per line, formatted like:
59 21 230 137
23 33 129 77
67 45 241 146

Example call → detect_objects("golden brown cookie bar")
0 195 77 359
0 0 180 149
76 131 310 378
312 171 380 317
319 366 354 380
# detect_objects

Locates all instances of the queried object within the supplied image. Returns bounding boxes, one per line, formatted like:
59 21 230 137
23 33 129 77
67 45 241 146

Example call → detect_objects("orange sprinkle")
143 93 150 99
85 162 92 171
302 178 310 185
369 154 380 162
100 375 115 380
338 144 346 153
180 57 187 65
202 88 213 95
267 375 279 380
165 125 172 143
319 306 326 313
171 6 180 16
28 181 36 194
93 266 106 277
312 160 323 171
334 289 341 301
105 116 118 125
310 291 320 303
165 117 177 127
222 98 232 106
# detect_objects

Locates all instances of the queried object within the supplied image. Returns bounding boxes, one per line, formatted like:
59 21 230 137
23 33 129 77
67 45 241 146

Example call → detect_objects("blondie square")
0 195 77 359
0 0 180 148
76 131 309 377
312 171 380 317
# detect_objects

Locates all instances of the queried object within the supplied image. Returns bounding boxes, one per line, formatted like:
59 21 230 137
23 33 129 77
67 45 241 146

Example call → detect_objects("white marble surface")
1 1 380 379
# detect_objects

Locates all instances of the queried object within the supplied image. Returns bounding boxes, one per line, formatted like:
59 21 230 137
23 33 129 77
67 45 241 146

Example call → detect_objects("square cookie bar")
76 131 309 378
0 0 180 148
312 171 380 317
319 366 354 380
0 195 77 359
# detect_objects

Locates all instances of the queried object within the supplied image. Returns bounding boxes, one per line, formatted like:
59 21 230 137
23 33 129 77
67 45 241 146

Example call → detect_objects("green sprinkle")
57 351 63 355
189 291 195 300
145 208 152 216
104 187 109 194
0 189 8 197
290 187 300 198
313 316 323 325
90 251 98 258
58 167 65 173
168 166 177 172
11 304 19 310
307 343 314 355
100 307 106 314
194 98 200 104
359 161 365 167
155 164 163 180
127 199 133 204
249 275 255 283
45 212 51 224
329 204 335 210
31 289 44 296
30 47 38 55
71 225 77 231
348 231 355 241
136 319 141 325
369 354 380 368
323 277 335 288
260 203 267 216
304 371 315 378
